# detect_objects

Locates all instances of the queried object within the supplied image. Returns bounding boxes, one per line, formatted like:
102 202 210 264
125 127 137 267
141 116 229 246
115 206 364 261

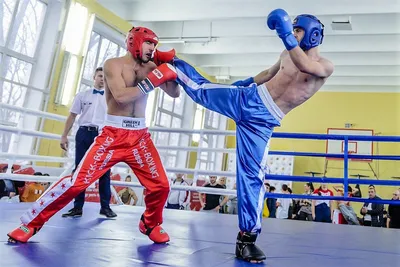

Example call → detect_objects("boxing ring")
1 103 400 267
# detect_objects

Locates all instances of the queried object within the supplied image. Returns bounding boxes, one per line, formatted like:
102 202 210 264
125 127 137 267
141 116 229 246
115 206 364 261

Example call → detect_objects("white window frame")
79 18 126 91
0 0 59 155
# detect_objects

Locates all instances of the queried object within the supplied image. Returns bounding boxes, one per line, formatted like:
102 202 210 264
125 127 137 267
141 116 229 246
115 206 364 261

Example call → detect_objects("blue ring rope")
265 174 400 186
268 151 400 160
271 132 400 142
259 132 400 207
265 193 399 205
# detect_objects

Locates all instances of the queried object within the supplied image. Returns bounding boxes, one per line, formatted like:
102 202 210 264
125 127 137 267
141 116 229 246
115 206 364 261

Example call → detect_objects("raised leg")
174 58 249 122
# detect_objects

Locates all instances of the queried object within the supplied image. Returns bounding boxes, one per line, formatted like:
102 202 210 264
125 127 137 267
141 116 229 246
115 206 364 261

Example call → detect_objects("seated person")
118 175 138 205
334 185 359 225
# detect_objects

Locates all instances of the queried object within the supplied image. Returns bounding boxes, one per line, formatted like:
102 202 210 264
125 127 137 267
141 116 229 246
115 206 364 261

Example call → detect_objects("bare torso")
265 51 328 114
104 56 156 117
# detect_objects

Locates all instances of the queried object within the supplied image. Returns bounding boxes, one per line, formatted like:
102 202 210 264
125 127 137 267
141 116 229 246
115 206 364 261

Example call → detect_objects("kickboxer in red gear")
7 26 180 244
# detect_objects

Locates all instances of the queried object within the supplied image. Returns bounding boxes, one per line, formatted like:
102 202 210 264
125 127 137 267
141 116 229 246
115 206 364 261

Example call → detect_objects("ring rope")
3 124 400 144
1 173 398 205
0 102 66 121
2 105 400 206
3 170 400 187
2 103 400 141
0 152 72 163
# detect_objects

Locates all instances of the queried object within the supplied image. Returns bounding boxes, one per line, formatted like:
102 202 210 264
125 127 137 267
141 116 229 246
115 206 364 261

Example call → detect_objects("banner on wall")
189 179 206 211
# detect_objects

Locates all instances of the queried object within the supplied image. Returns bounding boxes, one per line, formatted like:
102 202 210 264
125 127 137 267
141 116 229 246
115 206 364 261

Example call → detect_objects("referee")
60 67 117 218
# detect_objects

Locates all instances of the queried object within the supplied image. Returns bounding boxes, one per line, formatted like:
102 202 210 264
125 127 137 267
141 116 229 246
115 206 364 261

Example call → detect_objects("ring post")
343 137 349 197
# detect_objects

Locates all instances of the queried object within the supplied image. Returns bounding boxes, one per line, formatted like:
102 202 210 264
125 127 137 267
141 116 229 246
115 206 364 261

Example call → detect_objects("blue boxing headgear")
293 14 324 51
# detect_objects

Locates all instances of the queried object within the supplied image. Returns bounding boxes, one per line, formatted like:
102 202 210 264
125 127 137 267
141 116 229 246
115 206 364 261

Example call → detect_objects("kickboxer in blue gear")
156 9 334 264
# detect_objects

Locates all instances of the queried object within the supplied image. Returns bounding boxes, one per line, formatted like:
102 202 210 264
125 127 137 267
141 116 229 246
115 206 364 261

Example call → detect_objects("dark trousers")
166 203 180 209
74 126 111 209
298 211 313 221
315 203 332 223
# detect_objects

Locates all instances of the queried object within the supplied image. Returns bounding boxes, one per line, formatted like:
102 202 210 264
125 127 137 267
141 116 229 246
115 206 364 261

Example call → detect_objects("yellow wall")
37 0 132 166
227 91 400 206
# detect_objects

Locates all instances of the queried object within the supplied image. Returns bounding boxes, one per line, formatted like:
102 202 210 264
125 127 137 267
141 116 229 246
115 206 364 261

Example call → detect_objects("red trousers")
20 116 170 229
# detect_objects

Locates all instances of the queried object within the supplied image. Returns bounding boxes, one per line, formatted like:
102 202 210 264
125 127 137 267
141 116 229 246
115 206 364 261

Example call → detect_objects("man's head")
293 14 324 51
393 189 399 200
125 27 158 63
176 173 184 181
125 175 132 182
93 67 104 89
209 175 217 184
368 185 376 198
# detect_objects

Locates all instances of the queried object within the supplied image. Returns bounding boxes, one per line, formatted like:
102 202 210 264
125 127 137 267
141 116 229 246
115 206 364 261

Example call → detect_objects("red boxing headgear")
125 27 159 60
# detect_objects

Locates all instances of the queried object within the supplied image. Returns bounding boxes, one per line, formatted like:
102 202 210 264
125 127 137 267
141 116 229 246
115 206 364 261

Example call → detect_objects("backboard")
326 128 374 162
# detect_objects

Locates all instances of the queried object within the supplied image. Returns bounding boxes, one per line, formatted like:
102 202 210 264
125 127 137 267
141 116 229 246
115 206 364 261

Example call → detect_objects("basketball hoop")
326 128 374 162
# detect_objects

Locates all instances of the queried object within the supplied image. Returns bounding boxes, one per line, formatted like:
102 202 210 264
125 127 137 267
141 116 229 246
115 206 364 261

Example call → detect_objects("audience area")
1 162 399 229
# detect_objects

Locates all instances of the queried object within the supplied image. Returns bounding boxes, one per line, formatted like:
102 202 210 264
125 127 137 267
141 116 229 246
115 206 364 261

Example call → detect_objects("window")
65 19 126 158
80 31 125 90
152 90 186 168
0 0 47 152
79 20 125 91
197 109 226 171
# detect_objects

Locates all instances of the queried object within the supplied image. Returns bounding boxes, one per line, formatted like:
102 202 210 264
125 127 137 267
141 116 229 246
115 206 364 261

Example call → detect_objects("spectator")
360 185 384 227
218 176 227 189
199 176 229 212
262 183 270 218
387 189 400 228
117 175 138 206
276 184 291 219
166 173 189 210
335 185 359 225
0 165 24 200
218 176 228 213
20 172 46 202
312 183 334 223
228 183 238 214
297 182 314 221
41 173 51 190
267 186 277 218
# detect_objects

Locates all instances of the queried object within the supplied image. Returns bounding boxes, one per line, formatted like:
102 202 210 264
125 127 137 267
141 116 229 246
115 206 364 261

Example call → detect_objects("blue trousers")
315 203 332 223
74 126 111 209
174 58 284 233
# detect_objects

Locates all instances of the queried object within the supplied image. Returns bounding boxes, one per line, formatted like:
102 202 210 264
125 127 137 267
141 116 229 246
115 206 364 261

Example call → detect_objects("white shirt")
70 88 107 127
276 197 292 219
167 179 189 206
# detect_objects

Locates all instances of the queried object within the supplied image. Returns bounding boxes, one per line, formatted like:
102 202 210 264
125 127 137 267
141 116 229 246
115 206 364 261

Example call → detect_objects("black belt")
80 126 98 131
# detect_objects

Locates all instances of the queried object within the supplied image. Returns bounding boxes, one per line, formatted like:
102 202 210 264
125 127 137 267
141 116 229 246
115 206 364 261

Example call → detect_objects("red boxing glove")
137 63 177 94
153 47 176 66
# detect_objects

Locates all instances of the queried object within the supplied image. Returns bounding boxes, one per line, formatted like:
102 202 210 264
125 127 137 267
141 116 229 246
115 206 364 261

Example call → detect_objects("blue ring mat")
1 202 399 267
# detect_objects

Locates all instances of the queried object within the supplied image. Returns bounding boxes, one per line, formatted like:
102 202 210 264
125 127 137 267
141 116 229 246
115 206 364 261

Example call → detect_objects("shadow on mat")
7 242 63 267
135 243 174 266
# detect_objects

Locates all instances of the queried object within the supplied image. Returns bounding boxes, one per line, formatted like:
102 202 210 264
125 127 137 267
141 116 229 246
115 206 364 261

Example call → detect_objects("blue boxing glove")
267 9 298 50
231 77 254 87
